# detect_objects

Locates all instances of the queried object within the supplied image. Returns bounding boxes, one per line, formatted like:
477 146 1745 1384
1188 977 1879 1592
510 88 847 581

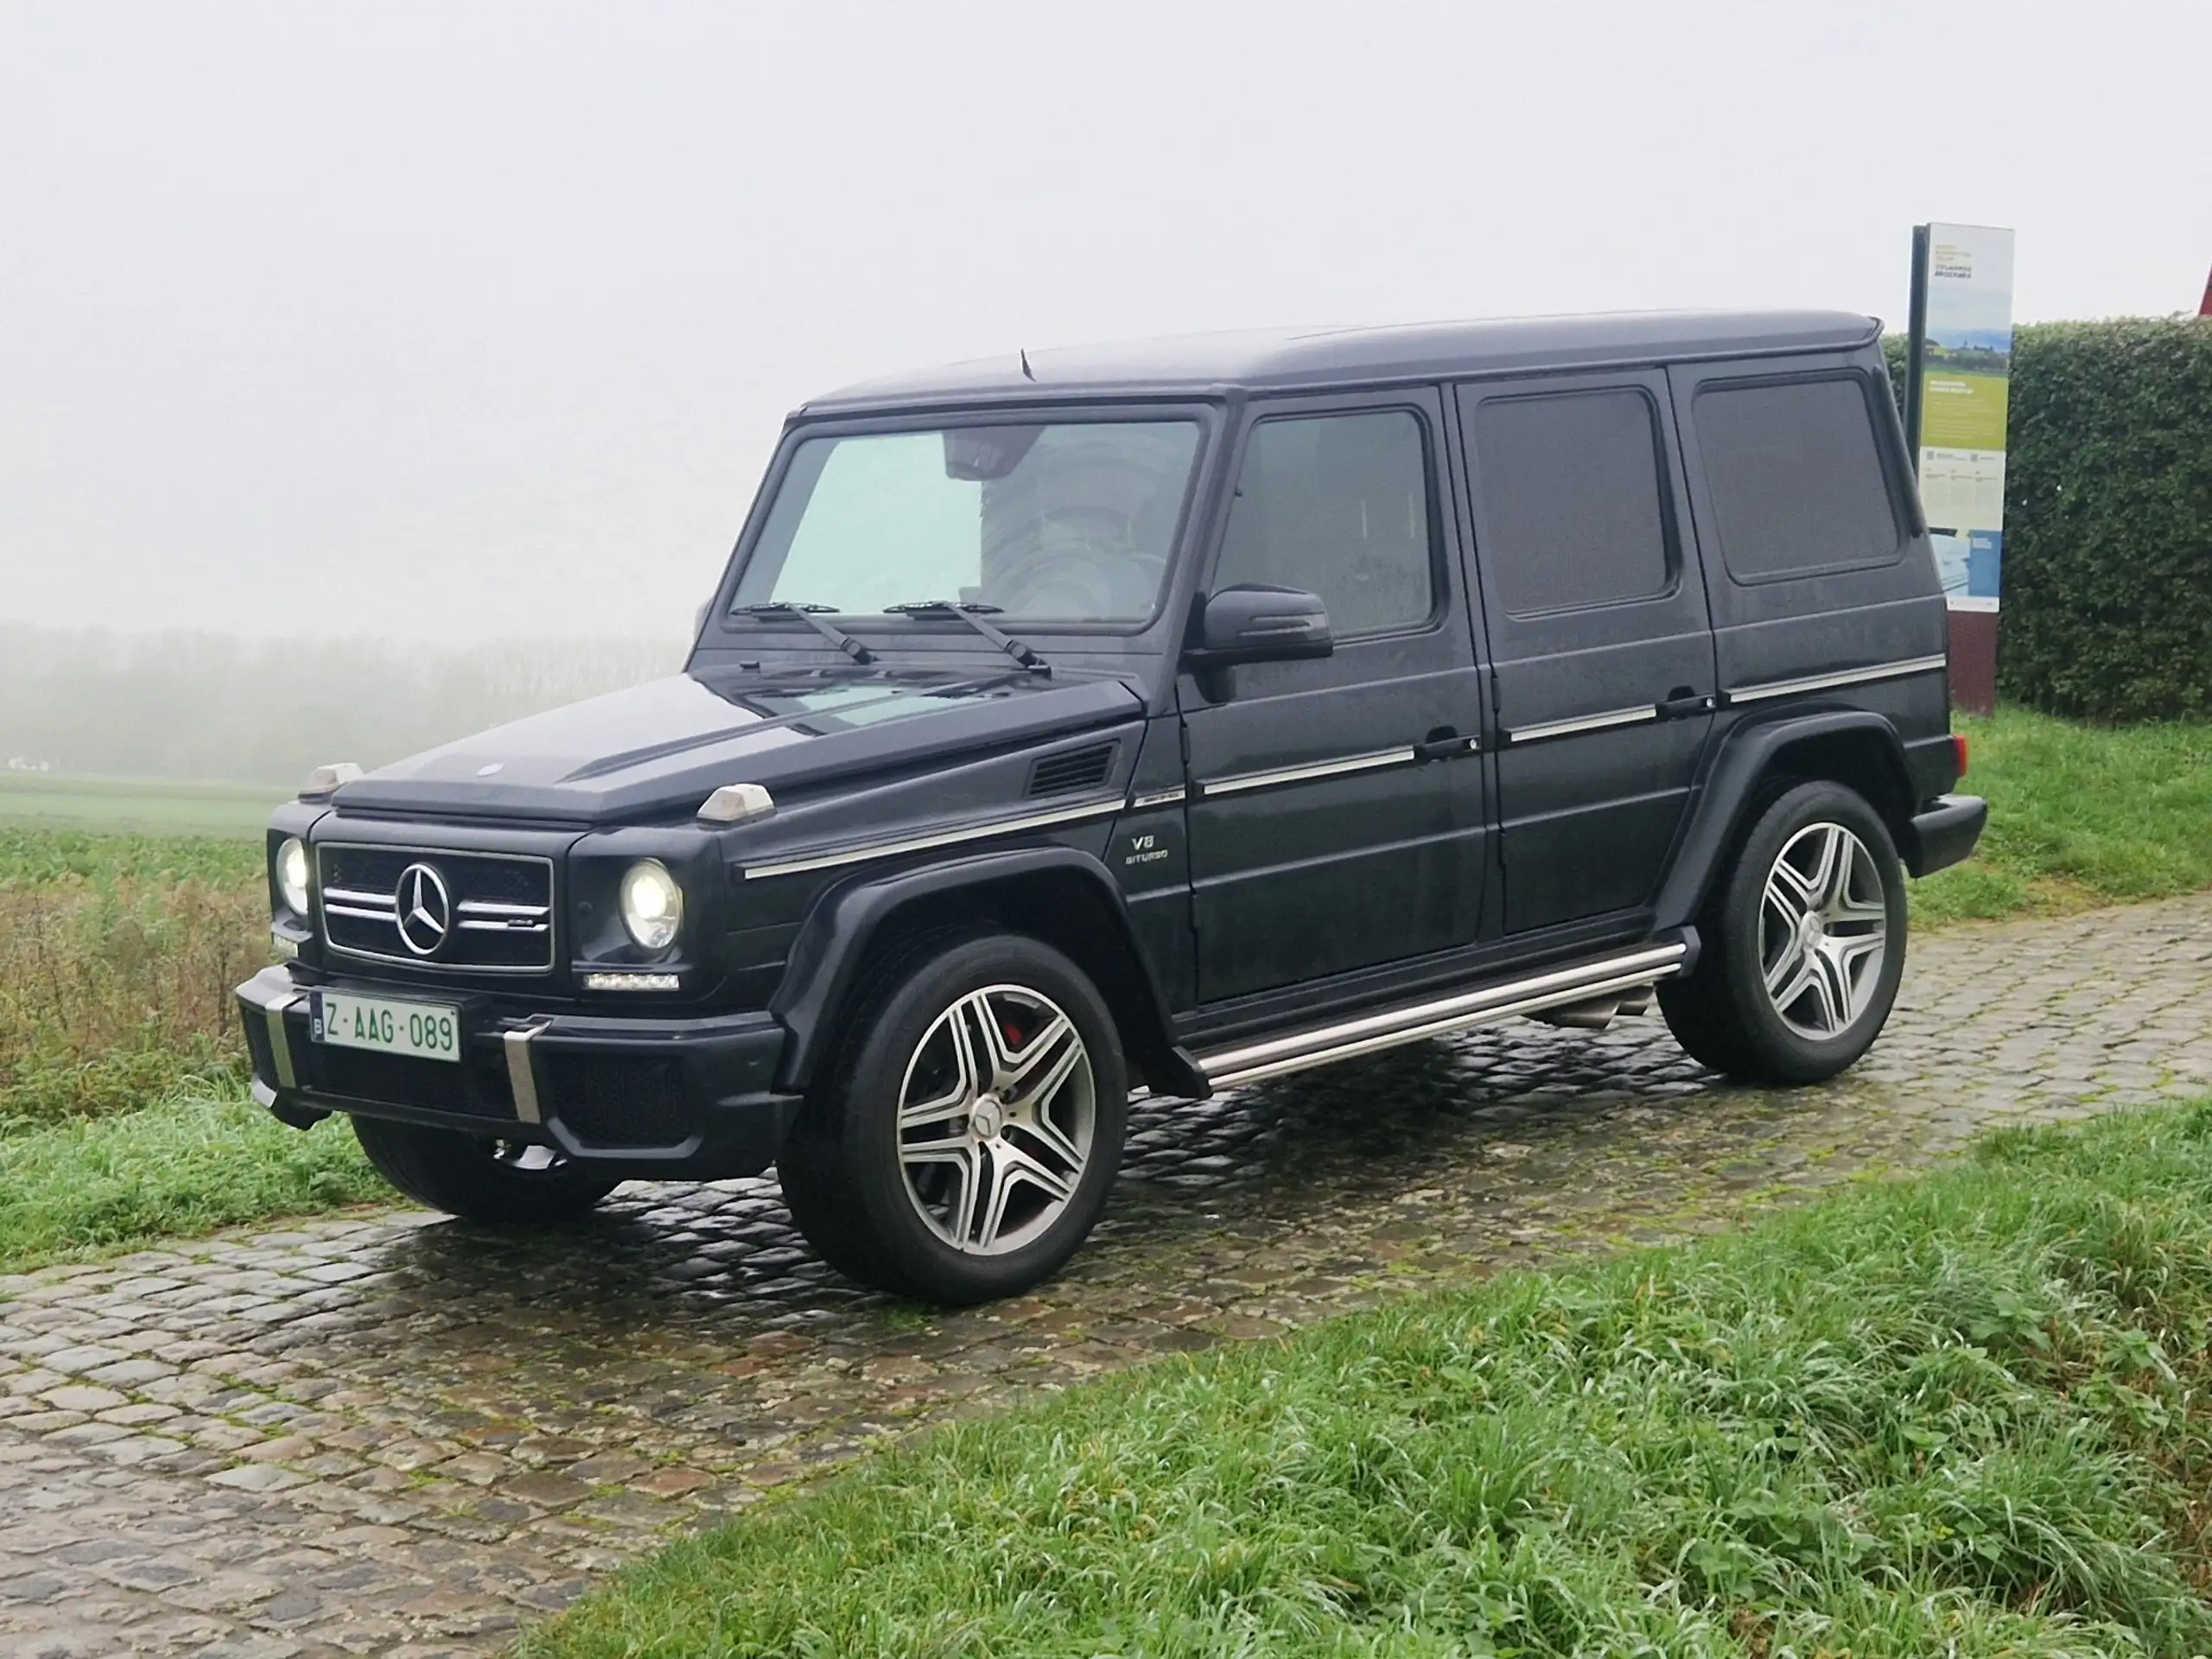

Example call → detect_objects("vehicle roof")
804 309 1883 414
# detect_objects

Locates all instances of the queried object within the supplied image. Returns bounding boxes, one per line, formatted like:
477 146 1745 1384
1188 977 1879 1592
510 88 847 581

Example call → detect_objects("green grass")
1911 708 2212 926
528 1105 2212 1658
0 1084 388 1274
0 823 263 887
0 771 284 838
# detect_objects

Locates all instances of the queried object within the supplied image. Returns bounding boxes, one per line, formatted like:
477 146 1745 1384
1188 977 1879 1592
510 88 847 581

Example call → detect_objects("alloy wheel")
1758 821 1890 1039
895 984 1096 1255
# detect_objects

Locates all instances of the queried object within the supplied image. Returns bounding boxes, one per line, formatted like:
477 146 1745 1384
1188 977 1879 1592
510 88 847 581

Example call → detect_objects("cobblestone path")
5 895 2211 1656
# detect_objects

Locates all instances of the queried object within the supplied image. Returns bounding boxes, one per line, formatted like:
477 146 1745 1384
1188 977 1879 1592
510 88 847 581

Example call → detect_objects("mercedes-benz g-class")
238 311 1986 1302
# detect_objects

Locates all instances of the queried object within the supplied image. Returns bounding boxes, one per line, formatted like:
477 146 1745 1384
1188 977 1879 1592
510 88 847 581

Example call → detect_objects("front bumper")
1902 792 1988 878
235 966 802 1179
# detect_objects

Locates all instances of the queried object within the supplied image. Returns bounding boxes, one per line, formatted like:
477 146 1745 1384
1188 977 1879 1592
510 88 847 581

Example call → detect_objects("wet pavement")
4 894 2211 1656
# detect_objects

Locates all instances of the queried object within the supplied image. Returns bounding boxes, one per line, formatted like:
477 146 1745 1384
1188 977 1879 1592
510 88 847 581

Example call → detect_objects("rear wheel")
1659 779 1907 1084
778 931 1128 1304
352 1116 619 1223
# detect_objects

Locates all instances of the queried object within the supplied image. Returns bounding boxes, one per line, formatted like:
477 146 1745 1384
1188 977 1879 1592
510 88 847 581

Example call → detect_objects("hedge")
1882 319 2212 722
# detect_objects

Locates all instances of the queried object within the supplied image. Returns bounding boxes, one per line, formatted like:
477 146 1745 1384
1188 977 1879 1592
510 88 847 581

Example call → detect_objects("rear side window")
1471 389 1672 617
1212 410 1437 639
1693 377 1902 582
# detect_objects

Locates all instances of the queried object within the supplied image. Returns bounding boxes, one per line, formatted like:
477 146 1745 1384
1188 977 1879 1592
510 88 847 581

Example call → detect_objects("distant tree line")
0 625 685 783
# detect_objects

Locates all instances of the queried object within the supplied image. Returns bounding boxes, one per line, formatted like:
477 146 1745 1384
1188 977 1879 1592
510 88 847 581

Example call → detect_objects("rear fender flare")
769 847 1198 1096
1653 709 1917 931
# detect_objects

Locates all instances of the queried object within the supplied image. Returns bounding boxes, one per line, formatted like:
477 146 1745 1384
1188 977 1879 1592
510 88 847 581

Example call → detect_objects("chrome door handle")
1414 731 1478 762
1654 690 1713 721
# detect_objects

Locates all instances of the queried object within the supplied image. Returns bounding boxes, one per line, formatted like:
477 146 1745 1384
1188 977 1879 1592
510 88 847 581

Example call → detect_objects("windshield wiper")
731 601 874 666
884 600 1048 674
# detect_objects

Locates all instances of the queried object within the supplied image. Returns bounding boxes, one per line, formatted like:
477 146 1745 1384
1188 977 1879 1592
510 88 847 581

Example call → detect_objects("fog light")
276 838 310 914
619 860 683 950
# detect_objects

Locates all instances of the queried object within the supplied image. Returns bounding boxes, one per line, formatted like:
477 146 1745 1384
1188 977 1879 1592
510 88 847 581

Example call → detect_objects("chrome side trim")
1506 705 1656 745
1197 942 1688 1089
741 795 1124 881
504 1021 548 1125
1724 654 1949 706
1198 747 1416 799
1128 785 1187 810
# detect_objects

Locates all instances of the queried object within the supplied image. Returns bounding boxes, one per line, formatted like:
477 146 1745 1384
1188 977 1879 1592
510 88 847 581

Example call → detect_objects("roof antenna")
1019 347 1036 382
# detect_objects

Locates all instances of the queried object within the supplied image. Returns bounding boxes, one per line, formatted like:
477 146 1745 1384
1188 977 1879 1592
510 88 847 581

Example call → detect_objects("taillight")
1952 733 1969 780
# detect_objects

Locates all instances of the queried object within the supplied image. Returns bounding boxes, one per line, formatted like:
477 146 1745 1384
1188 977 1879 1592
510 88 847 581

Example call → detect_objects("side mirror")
1185 584 1333 668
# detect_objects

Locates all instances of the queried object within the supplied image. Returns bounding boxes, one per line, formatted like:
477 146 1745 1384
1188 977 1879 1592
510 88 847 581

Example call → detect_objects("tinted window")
1212 410 1435 639
1694 377 1901 582
1471 390 1671 616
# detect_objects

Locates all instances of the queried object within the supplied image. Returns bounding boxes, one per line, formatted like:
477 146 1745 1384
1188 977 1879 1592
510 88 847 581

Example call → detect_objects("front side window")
733 420 1202 625
1211 410 1437 639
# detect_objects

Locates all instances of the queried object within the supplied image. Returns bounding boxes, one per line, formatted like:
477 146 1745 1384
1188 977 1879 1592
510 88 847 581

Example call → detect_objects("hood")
329 666 1145 824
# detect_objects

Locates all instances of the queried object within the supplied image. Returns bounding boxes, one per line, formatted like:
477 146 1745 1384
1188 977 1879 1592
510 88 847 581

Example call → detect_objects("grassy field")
1912 709 2212 926
0 771 287 838
0 1083 385 1273
0 827 265 1125
528 1103 2212 1657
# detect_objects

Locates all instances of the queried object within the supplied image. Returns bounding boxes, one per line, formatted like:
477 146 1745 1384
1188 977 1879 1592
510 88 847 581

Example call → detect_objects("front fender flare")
1652 709 1916 931
768 846 1198 1096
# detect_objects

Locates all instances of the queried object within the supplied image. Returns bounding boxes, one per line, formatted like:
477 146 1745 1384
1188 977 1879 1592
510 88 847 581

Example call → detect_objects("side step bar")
1192 938 1693 1090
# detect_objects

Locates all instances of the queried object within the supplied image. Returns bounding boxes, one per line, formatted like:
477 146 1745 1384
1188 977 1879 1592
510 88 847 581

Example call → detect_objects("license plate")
312 990 461 1063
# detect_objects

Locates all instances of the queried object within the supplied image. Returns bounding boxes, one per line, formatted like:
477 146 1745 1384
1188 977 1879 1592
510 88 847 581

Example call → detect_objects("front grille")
545 1054 690 1150
304 1044 517 1120
1027 741 1116 798
318 844 554 972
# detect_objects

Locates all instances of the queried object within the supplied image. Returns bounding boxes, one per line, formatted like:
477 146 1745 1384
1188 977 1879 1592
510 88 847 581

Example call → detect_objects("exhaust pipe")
1529 984 1654 1031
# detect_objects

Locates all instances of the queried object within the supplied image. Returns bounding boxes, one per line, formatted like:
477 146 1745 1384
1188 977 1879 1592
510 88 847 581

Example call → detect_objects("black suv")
238 311 1986 1303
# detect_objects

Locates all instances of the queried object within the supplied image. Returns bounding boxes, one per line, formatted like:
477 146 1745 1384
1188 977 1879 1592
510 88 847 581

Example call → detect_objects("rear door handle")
1414 728 1478 762
1654 689 1713 721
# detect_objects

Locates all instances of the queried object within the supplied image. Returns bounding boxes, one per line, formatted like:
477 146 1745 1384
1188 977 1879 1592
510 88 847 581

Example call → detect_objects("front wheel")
352 1116 619 1224
778 932 1128 1304
1659 780 1908 1084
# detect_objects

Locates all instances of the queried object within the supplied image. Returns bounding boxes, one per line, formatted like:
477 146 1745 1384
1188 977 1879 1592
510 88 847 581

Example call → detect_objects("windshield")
732 419 1202 626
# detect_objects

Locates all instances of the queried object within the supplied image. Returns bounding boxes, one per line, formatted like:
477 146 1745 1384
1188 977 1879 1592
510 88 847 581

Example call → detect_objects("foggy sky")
3 0 2205 646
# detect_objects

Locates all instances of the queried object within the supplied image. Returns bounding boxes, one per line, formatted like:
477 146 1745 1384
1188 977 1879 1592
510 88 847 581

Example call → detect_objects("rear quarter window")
1693 376 1903 583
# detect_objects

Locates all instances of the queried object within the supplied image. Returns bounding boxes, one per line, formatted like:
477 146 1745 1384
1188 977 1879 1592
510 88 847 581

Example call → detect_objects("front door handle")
1414 728 1478 762
1654 688 1713 721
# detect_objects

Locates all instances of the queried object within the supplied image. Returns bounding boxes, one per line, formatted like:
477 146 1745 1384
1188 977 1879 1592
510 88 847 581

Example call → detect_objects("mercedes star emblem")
395 862 452 957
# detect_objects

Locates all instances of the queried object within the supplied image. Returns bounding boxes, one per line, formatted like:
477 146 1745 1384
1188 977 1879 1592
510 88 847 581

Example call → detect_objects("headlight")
276 838 310 915
619 859 683 950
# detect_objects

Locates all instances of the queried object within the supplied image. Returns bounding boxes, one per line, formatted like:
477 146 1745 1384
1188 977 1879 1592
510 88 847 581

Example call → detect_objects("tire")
1658 779 1908 1085
352 1116 619 1224
778 931 1128 1305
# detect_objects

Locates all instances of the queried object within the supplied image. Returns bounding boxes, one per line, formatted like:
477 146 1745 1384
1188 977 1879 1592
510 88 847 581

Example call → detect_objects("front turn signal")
698 783 776 825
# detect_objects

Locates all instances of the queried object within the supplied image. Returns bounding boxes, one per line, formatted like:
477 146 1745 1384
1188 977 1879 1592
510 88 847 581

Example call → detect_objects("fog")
2 0 2206 651
0 625 680 782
